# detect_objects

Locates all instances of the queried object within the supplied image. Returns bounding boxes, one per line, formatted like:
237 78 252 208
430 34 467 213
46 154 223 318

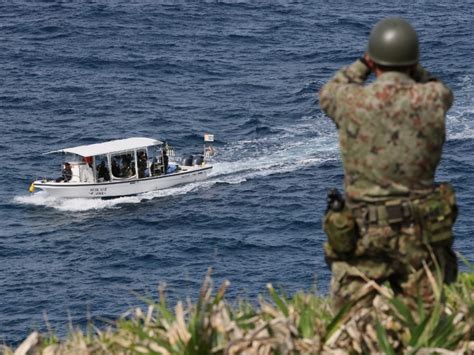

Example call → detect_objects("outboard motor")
193 155 204 166
182 155 193 166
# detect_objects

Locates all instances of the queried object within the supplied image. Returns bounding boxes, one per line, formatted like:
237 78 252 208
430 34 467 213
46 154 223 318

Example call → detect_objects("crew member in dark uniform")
97 161 110 181
137 152 148 178
161 146 169 175
111 159 120 177
56 162 72 182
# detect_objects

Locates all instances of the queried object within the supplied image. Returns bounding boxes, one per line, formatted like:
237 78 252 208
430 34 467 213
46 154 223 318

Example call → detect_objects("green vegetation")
3 270 473 354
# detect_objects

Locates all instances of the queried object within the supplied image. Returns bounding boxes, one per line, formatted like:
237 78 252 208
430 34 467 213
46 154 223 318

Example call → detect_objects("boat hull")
33 166 212 198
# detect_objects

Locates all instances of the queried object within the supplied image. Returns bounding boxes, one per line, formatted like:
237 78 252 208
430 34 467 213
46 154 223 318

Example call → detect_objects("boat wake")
447 74 474 141
13 118 339 212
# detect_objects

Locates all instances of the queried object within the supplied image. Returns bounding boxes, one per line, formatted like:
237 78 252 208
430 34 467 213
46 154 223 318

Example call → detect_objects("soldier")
319 17 457 312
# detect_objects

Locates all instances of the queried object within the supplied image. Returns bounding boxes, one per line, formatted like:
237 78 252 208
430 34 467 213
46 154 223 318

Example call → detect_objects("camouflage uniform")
319 59 457 311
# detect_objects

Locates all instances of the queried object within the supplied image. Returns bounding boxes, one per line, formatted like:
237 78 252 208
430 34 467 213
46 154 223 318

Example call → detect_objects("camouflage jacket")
320 59 453 202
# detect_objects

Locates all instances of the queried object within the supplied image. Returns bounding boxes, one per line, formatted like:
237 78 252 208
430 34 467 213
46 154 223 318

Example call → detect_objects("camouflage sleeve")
412 64 454 111
319 59 371 125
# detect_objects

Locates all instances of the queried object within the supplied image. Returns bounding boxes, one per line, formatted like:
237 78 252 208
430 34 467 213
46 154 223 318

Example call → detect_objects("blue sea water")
0 0 472 346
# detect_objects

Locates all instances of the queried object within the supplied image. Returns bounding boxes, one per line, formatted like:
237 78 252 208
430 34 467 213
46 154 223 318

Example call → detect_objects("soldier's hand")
362 53 376 72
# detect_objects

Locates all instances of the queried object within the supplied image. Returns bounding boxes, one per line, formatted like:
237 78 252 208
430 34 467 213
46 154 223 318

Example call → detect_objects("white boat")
29 137 213 198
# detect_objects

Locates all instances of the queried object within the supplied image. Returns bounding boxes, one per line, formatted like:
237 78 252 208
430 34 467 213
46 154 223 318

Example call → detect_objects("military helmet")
367 17 419 66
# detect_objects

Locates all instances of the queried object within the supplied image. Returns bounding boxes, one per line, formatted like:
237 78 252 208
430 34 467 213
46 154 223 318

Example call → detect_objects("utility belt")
350 199 414 226
323 183 457 256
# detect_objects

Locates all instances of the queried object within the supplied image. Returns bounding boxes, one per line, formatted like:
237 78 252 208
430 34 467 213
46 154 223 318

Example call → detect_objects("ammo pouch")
414 183 457 245
323 206 357 255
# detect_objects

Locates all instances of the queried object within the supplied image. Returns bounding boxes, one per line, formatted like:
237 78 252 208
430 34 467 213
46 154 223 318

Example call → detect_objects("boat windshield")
110 151 136 179
148 145 161 162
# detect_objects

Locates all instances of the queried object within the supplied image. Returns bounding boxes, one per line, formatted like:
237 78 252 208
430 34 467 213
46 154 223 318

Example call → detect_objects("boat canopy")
46 137 163 157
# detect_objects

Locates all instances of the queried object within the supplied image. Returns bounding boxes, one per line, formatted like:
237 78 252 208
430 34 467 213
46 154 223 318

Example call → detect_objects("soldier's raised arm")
319 59 371 124
412 64 454 111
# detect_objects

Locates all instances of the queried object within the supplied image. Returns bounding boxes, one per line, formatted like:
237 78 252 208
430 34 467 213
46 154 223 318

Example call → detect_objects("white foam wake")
447 74 473 141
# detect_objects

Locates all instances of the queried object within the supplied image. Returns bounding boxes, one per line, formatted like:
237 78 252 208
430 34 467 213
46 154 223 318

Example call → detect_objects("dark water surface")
1 0 472 345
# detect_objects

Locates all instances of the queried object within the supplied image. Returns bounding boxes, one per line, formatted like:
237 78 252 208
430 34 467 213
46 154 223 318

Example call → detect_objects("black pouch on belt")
415 183 457 245
323 189 357 255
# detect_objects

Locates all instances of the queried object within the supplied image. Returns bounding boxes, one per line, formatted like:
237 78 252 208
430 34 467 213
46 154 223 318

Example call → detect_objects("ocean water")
1 0 472 345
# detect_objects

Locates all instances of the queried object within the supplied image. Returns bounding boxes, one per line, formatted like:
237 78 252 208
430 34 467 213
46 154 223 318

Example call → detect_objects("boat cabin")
49 137 174 184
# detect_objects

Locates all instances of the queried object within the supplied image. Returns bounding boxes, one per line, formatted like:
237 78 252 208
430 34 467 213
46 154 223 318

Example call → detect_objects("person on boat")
83 156 93 167
97 161 110 182
111 159 120 178
56 162 72 182
161 146 169 175
137 152 148 178
80 162 94 182
149 157 158 176
319 17 456 313
122 162 135 178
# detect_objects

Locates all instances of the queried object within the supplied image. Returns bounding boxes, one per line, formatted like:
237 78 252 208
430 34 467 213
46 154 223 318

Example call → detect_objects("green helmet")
367 17 419 66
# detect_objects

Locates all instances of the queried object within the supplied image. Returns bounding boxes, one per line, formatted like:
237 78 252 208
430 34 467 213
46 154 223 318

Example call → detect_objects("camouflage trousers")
325 222 458 312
